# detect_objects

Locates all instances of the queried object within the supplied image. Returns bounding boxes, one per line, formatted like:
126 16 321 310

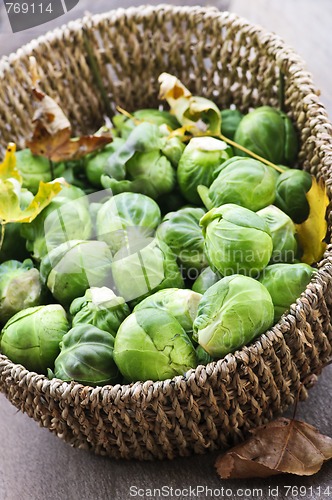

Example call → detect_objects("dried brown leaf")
27 57 112 162
215 417 332 479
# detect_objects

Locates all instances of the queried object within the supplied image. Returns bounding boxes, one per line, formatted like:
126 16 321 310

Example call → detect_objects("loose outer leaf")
295 177 329 264
0 179 62 224
215 417 332 479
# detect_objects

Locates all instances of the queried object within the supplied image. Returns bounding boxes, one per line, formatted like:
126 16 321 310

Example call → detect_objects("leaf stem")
49 159 55 180
218 133 286 173
0 223 5 251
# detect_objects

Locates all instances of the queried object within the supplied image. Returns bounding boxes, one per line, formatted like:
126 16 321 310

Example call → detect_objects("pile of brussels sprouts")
0 96 318 386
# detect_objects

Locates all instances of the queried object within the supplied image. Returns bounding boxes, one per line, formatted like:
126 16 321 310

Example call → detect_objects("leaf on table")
0 179 62 224
0 143 22 183
215 417 332 479
158 72 221 135
295 177 329 265
26 56 112 162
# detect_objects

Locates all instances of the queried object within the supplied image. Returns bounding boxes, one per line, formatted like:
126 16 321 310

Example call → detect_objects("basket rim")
0 4 332 399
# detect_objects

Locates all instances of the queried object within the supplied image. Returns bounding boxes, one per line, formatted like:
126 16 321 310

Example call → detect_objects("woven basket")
0 5 332 460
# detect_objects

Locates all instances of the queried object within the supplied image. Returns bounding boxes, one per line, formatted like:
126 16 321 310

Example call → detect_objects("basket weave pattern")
0 5 332 460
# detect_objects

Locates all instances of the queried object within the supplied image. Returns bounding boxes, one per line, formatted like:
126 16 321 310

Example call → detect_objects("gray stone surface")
0 1 331 499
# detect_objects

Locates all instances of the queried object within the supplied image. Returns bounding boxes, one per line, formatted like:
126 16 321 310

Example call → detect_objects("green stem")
0 223 5 251
218 133 285 173
49 159 55 180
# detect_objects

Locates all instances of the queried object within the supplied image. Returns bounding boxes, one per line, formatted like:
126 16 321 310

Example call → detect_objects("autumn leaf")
295 177 329 264
26 57 112 162
215 417 332 479
0 143 22 183
0 179 62 224
158 73 221 135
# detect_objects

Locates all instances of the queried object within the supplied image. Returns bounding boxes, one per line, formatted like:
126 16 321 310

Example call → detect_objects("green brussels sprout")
85 138 126 187
111 238 184 305
51 324 119 386
220 108 243 140
274 169 312 223
101 122 176 199
156 207 208 272
96 192 161 255
258 263 314 322
198 157 278 211
195 345 214 365
0 304 69 374
113 309 197 382
177 137 233 204
70 287 130 335
200 204 273 276
133 288 202 335
257 205 298 263
21 184 92 261
113 109 180 139
193 275 274 357
234 106 298 165
102 150 175 199
192 266 221 294
161 135 185 167
15 149 65 194
0 259 42 324
40 240 113 307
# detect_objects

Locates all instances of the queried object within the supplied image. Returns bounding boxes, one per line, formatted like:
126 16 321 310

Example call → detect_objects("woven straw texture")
0 5 332 460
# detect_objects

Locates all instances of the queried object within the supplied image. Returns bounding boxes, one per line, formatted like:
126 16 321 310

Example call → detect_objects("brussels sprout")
102 150 175 199
51 324 119 386
198 157 278 211
0 304 69 374
257 205 298 263
21 184 92 261
193 275 274 357
258 263 314 322
113 309 197 382
15 149 65 194
177 137 233 204
161 136 185 167
113 109 180 139
274 169 312 223
97 192 161 254
70 287 130 335
111 238 184 304
220 108 243 140
101 122 176 199
192 266 221 294
0 259 42 324
85 138 126 187
234 106 298 165
156 207 208 272
196 345 214 365
201 204 273 277
40 240 113 307
134 288 202 335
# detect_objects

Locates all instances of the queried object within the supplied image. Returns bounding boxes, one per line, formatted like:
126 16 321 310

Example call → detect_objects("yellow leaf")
295 177 329 264
0 180 62 224
158 73 221 135
0 143 22 183
158 72 192 101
